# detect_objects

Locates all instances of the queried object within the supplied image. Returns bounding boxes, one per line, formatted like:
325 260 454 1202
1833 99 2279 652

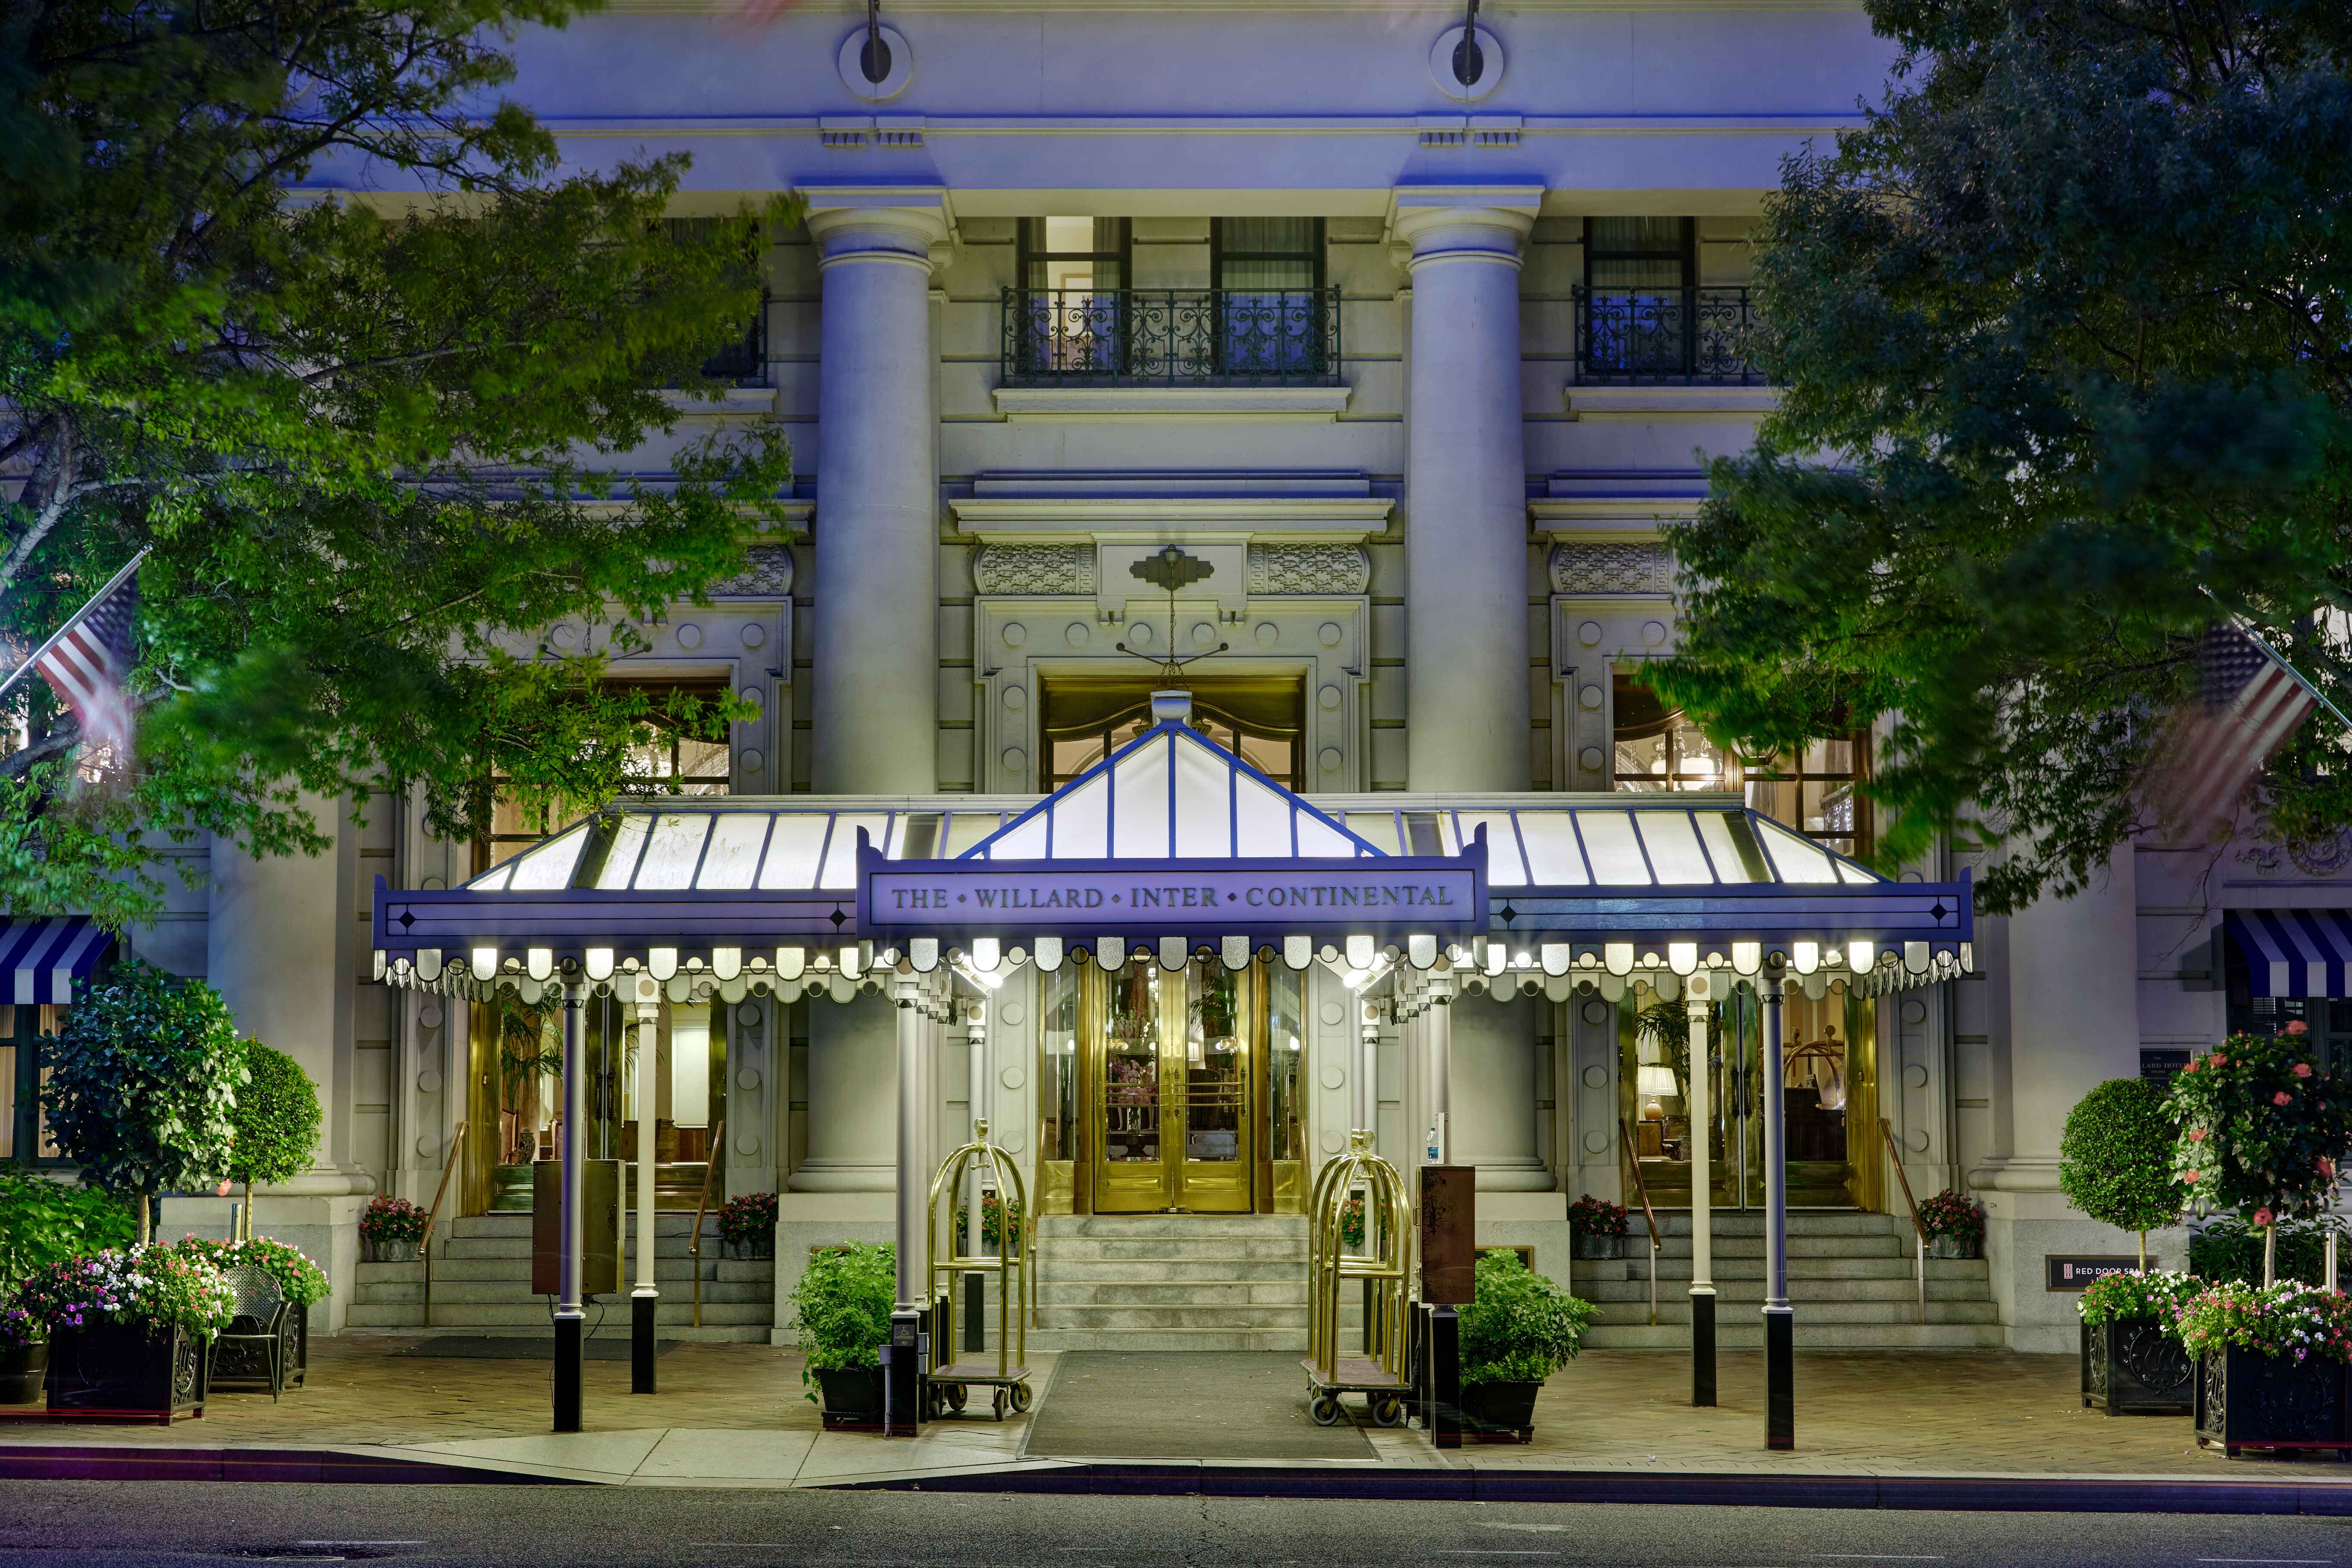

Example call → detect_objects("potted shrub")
39 962 244 1242
2060 1078 2182 1271
2181 1281 2352 1458
225 1042 322 1240
790 1241 895 1430
2167 1023 2352 1285
0 1307 46 1404
2190 1215 2342 1285
2078 1268 2201 1416
1568 1196 1629 1260
21 1244 234 1420
1456 1249 1600 1441
175 1236 329 1387
359 1195 428 1262
1918 1190 1984 1259
718 1192 779 1261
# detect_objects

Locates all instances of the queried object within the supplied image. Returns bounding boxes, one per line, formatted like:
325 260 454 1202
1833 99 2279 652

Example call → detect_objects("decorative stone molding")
1549 542 1675 597
973 544 1096 596
1245 544 1370 596
2240 833 2352 877
708 545 795 597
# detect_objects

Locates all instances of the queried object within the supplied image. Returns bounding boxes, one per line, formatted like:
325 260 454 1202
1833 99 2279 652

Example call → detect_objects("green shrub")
227 1042 322 1230
1458 1248 1599 1387
0 1169 135 1296
2190 1215 2343 1286
789 1242 896 1397
2077 1269 2201 1330
2060 1078 2181 1263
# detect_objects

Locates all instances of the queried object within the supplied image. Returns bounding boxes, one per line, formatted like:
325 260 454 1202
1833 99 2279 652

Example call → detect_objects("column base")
554 1313 584 1433
1691 1288 1716 1408
1763 1306 1794 1450
631 1293 658 1395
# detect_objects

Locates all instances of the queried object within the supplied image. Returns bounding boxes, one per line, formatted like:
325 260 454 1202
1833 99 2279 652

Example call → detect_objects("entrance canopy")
373 711 1971 1004
2227 910 2352 999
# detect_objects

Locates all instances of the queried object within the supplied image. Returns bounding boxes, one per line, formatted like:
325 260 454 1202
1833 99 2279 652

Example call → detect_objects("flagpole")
2201 588 2352 736
0 549 149 707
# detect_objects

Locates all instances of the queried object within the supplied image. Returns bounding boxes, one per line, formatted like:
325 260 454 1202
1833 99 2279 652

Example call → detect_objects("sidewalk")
1 1338 2345 1503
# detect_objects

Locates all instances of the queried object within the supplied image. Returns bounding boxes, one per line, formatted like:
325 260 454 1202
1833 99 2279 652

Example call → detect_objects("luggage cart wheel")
1309 1393 1341 1427
947 1384 968 1413
1372 1394 1404 1428
1010 1382 1033 1414
993 1387 1008 1421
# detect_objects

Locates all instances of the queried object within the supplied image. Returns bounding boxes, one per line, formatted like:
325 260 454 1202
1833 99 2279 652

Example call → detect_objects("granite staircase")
1018 1213 1321 1352
345 1212 773 1343
1574 1210 2003 1349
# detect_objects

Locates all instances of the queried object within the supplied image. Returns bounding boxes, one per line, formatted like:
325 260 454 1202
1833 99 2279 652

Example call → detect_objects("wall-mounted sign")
859 846 1487 940
2140 1049 2193 1095
2046 1256 2154 1292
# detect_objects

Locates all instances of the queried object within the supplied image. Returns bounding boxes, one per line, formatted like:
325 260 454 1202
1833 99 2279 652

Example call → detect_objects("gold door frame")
1081 962 1256 1214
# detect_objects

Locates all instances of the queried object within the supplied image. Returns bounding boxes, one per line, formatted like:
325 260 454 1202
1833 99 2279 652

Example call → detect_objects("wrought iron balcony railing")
1001 286 1342 387
1573 284 1767 387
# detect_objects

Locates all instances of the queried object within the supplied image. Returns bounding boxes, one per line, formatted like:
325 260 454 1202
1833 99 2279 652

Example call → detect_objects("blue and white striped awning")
2227 910 2352 999
0 917 110 1005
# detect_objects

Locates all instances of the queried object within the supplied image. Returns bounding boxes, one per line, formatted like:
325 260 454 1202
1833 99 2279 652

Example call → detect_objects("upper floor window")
1211 219 1328 379
477 683 732 874
1041 676 1304 792
663 219 768 386
1612 674 1871 858
1575 217 1761 386
1020 218 1130 293
1212 218 1324 293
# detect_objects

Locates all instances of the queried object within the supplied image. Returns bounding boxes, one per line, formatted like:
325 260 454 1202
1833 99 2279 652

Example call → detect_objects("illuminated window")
477 684 732 875
1040 677 1304 792
1612 674 1871 857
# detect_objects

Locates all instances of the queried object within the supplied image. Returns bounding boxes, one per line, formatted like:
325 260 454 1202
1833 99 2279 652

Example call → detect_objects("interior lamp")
1636 1062 1677 1119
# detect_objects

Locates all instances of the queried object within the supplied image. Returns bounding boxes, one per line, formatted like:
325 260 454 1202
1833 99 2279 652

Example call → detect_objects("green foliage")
18 1243 235 1337
2165 1029 2352 1223
789 1243 896 1394
2059 1079 2183 1237
1916 1190 1984 1243
0 0 800 928
174 1235 331 1308
2177 1280 2352 1364
0 1168 134 1296
359 1196 428 1246
1652 1 2352 911
2190 1214 2345 1285
228 1042 321 1190
1458 1249 1600 1387
2078 1269 2202 1330
40 962 245 1218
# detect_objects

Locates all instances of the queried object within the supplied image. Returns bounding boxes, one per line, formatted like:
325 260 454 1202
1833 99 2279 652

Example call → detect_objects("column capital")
1387 184 1542 263
803 186 955 268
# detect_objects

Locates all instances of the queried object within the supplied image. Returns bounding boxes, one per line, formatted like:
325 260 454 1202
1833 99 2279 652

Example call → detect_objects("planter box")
46 1323 209 1423
287 1303 309 1389
816 1365 887 1432
1460 1379 1540 1442
1571 1233 1624 1261
364 1236 422 1263
722 1238 776 1262
2081 1315 2194 1416
0 1345 47 1405
2195 1346 2352 1458
1927 1234 1981 1260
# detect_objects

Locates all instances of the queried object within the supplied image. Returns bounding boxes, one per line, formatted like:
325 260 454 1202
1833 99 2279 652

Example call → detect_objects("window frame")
474 682 734 877
1609 674 1874 858
1039 677 1307 793
1583 217 1696 292
1209 218 1327 294
1018 218 1133 293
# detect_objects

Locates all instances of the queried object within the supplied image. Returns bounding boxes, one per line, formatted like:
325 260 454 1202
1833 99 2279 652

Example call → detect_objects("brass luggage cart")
924 1120 1036 1421
1303 1129 1412 1428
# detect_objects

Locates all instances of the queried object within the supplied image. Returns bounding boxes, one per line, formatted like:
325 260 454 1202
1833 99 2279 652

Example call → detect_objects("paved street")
3 1481 2350 1568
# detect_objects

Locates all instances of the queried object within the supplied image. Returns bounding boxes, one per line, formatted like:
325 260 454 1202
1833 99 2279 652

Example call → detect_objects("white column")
1447 988 1552 1191
633 987 660 1296
806 191 949 795
1428 979 1454 1164
891 975 928 1312
789 994 898 1192
1687 976 1713 1294
1395 189 1539 792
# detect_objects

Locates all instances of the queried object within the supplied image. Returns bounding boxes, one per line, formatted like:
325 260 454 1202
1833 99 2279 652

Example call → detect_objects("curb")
0 1445 586 1486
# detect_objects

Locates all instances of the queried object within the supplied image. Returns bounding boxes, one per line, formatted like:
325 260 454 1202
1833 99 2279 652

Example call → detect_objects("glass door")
1715 988 1877 1211
1086 961 1256 1213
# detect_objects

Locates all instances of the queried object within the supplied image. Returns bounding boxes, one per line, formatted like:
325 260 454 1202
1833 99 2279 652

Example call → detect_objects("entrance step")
1028 1214 1315 1352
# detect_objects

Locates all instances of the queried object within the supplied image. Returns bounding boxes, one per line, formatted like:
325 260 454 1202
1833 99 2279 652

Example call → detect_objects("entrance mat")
1022 1351 1374 1461
393 1337 680 1362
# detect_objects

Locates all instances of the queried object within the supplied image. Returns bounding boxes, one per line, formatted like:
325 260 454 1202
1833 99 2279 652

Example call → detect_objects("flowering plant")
1568 1196 1630 1238
173 1235 330 1307
953 1191 1024 1252
2175 1280 2352 1365
357 1195 428 1246
717 1191 779 1249
1339 1193 1366 1249
2166 1026 2352 1225
1917 1189 1984 1243
0 1306 42 1349
18 1245 234 1337
2077 1268 2201 1329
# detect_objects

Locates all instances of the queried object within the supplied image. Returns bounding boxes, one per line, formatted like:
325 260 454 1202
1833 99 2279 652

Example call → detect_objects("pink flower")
2183 1170 2202 1184
2296 1063 2315 1078
2277 1091 2295 1106
2188 1128 2208 1142
2255 1208 2275 1227
2286 1020 2311 1037
2211 1054 2229 1068
2321 1157 2339 1178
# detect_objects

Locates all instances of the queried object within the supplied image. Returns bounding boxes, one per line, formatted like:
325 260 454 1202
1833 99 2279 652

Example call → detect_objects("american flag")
2144 622 2321 838
0 551 146 759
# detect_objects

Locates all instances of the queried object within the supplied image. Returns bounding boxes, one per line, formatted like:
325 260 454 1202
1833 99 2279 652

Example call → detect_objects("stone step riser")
1036 1258 1305 1283
1587 1280 1991 1305
338 1324 769 1344
1636 1214 1906 1237
1596 1259 1987 1283
345 1302 769 1328
437 1240 731 1261
1038 1217 1307 1240
1042 1239 1308 1263
446 1216 713 1236
1034 1305 1306 1330
1019 1329 1310 1352
354 1281 771 1307
1592 1300 2002 1326
1582 1324 2008 1350
1036 1283 1309 1307
359 1260 770 1284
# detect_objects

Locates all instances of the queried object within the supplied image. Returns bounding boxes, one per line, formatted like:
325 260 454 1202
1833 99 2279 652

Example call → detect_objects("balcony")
1573 285 1767 387
1000 287 1343 388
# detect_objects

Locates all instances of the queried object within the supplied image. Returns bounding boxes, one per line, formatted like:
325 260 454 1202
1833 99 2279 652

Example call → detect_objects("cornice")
950 495 1393 541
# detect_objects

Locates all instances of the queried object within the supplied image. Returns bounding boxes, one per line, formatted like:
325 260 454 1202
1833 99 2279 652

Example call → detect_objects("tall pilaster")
806 190 950 794
1395 188 1539 791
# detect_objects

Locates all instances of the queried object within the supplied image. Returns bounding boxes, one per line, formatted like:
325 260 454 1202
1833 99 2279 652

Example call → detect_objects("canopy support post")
1687 971 1716 1408
631 975 661 1395
887 971 928 1436
1428 978 1454 1164
555 978 587 1434
1760 972 1792 1450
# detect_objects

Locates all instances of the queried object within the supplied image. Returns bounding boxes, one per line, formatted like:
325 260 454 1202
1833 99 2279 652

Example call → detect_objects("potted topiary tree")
2062 1078 2188 1413
1455 1249 1600 1441
225 1041 322 1241
39 962 245 1243
791 1241 896 1430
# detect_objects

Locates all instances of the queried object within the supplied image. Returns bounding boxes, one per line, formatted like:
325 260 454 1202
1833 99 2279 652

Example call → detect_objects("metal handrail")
688 1118 726 1329
1879 1117 1927 1325
1572 283 1767 387
1000 285 1343 388
1619 1116 1663 1327
420 1121 467 1331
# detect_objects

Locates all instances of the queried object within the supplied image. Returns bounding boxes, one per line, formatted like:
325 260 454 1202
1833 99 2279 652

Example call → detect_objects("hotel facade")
10 2 2341 1366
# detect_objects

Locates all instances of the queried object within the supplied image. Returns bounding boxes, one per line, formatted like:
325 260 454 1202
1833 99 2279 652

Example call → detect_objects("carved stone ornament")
1549 542 1675 597
973 544 1096 596
2240 832 2352 877
707 544 795 597
1244 544 1371 596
